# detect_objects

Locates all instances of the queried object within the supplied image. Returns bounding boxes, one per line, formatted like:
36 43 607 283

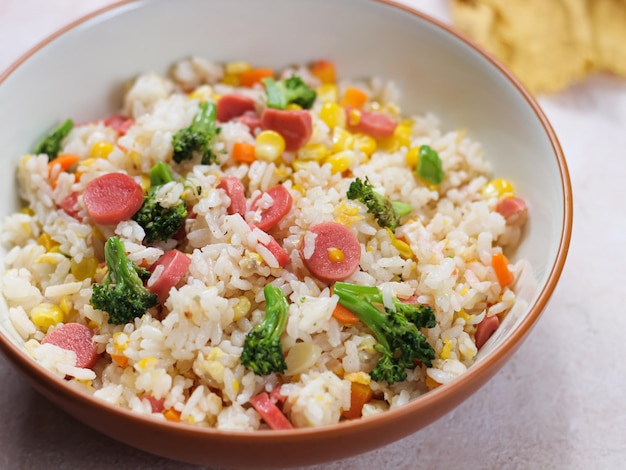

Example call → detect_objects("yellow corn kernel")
90 141 115 159
457 309 475 323
378 122 412 152
347 108 361 126
186 416 196 425
331 127 355 152
112 332 129 352
222 74 240 87
30 303 64 328
316 84 338 103
440 338 452 360
232 379 240 394
136 356 157 370
285 103 302 111
225 61 252 75
70 256 98 281
140 174 151 193
296 143 330 162
20 207 35 216
481 178 515 199
406 146 420 168
320 102 346 129
59 296 72 316
35 253 64 265
334 202 361 226
37 233 59 252
459 286 468 296
325 150 356 174
344 371 371 386
353 133 377 157
386 230 413 259
128 151 142 168
233 296 251 321
188 85 213 102
255 130 285 162
327 247 345 263
88 320 101 330
291 184 305 195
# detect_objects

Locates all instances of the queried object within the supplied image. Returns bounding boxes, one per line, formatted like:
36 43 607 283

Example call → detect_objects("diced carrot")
425 374 441 389
110 353 128 368
239 68 274 88
231 142 256 163
492 252 514 287
48 153 80 189
341 87 368 108
342 382 373 419
310 60 336 84
332 303 360 326
163 408 181 422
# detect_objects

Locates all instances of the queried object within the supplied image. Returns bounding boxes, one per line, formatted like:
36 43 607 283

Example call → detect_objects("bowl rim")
0 0 573 448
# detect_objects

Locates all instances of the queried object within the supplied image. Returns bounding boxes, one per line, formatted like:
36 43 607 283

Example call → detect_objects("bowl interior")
0 0 570 466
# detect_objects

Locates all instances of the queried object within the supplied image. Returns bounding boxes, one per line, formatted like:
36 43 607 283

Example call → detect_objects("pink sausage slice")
300 222 361 283
261 109 313 151
496 197 528 227
217 175 247 217
217 94 256 123
250 185 293 232
41 323 99 369
59 192 81 220
238 111 262 132
104 115 134 136
475 315 500 349
346 107 397 138
249 392 293 430
83 173 144 225
147 249 191 301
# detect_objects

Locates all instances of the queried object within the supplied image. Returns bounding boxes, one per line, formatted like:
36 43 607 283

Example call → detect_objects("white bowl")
0 0 572 467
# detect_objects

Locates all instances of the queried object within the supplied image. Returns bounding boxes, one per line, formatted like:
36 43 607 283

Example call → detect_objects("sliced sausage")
83 173 144 225
147 249 191 301
249 184 293 232
250 225 289 268
217 175 247 217
237 111 262 132
217 94 256 123
141 394 165 413
261 109 313 151
496 197 528 227
59 192 81 219
104 115 134 136
41 323 98 369
346 107 397 138
300 222 361 283
249 392 293 430
475 315 500 349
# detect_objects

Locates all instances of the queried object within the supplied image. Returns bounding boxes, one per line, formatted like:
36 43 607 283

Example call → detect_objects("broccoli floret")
263 76 317 110
90 237 158 325
172 101 220 165
33 119 74 161
347 177 412 233
333 282 436 385
132 162 188 243
240 285 289 376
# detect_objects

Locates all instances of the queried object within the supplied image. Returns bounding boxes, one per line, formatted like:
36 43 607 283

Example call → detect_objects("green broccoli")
240 285 289 376
347 177 412 233
333 282 436 385
132 162 188 243
263 76 317 110
416 145 444 185
33 119 74 161
90 236 158 325
172 101 220 165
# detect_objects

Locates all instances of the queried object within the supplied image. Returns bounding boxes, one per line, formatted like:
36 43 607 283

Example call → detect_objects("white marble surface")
1 1 625 469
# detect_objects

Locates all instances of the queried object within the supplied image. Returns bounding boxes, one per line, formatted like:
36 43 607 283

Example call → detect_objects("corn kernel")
140 174 151 193
188 85 213 102
406 146 420 168
320 102 346 129
291 184 305 194
296 143 330 162
255 130 285 161
59 296 72 315
353 133 377 157
327 247 345 263
440 338 452 360
37 233 59 252
316 84 338 103
232 379 240 394
163 409 181 422
285 103 302 111
222 74 240 86
233 296 251 321
112 332 129 352
225 61 252 75
20 207 35 216
30 303 64 328
393 238 413 259
457 309 475 323
331 127 355 153
344 371 371 385
90 141 115 159
70 256 98 281
35 253 64 265
136 356 157 370
481 178 515 199
347 108 361 126
325 150 356 174
127 151 142 168
334 202 361 226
